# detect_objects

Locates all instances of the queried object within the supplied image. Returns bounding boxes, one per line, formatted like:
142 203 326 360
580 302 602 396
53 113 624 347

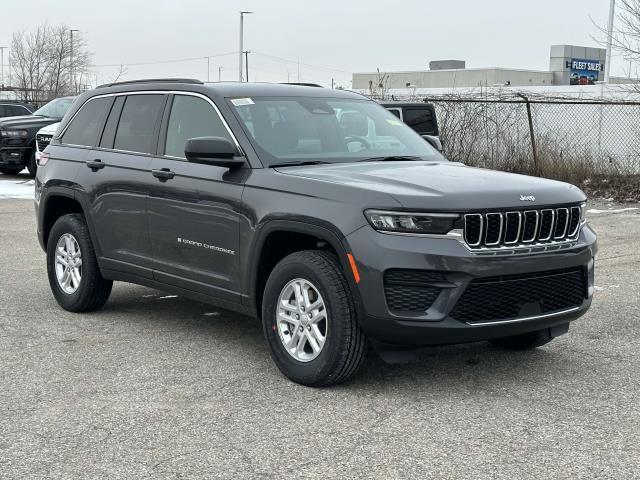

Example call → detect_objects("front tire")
26 150 37 177
262 250 367 387
47 214 113 312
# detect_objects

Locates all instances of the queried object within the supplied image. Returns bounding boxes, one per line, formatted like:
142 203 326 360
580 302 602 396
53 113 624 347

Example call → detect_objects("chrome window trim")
503 211 522 245
538 209 555 241
58 90 243 156
484 212 503 246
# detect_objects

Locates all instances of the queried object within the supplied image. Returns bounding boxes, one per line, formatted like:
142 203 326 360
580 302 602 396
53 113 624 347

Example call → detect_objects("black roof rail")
96 78 204 89
280 82 323 88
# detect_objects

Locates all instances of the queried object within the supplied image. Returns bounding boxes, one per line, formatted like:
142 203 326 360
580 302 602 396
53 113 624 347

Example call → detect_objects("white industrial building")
352 45 630 90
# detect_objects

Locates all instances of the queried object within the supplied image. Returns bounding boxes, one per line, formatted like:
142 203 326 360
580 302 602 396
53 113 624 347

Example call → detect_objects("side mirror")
184 136 245 168
423 135 443 152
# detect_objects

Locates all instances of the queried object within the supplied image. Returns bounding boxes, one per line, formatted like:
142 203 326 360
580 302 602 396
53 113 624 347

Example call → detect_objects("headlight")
580 202 587 223
364 210 460 235
0 130 28 138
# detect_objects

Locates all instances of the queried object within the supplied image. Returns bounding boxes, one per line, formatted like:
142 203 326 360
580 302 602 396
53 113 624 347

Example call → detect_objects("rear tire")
262 250 367 387
26 150 37 177
0 167 22 175
47 214 113 312
489 328 555 350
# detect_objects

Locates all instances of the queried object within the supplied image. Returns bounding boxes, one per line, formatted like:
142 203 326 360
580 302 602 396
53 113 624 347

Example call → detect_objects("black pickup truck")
0 96 74 176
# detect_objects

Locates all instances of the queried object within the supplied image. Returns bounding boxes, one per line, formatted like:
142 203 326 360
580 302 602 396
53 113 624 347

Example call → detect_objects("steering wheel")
345 136 372 151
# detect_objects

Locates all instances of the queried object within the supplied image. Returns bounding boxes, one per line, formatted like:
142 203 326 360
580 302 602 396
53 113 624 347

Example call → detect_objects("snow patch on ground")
0 171 34 199
587 208 639 214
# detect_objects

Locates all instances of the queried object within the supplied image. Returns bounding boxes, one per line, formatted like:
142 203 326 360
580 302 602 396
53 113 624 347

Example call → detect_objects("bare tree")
9 23 92 104
367 69 391 100
595 1 640 79
109 64 129 84
9 26 50 104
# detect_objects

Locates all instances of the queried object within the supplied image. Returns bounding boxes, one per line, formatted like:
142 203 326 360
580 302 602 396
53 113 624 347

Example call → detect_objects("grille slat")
450 268 587 323
463 205 583 250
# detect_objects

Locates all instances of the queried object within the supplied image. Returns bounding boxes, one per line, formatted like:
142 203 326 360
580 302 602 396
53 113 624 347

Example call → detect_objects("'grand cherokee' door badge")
177 237 236 255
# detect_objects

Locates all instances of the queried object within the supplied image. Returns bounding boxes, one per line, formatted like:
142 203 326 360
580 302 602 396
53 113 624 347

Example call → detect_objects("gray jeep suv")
35 79 597 386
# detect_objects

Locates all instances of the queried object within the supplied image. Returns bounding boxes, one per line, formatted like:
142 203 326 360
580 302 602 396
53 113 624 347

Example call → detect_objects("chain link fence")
409 94 640 200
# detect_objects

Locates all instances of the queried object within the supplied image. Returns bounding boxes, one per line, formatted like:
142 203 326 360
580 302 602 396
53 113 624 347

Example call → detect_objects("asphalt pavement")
0 197 638 479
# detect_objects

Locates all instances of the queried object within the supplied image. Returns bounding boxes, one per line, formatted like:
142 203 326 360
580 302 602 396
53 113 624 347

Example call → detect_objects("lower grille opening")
450 267 586 323
384 269 446 313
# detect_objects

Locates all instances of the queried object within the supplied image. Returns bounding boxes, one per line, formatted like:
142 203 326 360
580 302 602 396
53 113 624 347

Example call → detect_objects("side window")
10 105 30 116
0 106 5 117
387 108 402 119
114 94 165 154
402 108 436 135
61 97 113 147
164 95 232 158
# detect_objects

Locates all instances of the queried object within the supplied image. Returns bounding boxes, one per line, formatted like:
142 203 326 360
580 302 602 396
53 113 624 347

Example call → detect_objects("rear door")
147 93 245 303
76 93 167 278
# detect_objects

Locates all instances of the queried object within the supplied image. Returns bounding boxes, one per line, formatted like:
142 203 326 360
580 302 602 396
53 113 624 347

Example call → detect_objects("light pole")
206 56 211 82
218 66 223 82
244 51 250 82
69 29 79 94
605 0 616 84
0 46 6 88
239 11 252 81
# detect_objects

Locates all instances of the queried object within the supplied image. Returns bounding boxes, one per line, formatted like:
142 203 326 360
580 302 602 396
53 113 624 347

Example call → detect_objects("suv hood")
276 161 586 210
37 122 60 135
0 115 58 130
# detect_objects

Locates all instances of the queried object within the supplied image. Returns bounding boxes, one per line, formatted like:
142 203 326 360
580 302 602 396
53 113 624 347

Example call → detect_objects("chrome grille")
463 206 582 249
36 134 52 152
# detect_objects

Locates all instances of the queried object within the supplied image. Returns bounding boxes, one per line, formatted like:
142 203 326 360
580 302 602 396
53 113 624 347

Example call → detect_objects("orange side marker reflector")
347 253 361 284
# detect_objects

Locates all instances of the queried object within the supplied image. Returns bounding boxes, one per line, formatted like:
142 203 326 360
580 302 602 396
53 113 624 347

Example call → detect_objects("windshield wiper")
357 155 423 162
269 160 332 168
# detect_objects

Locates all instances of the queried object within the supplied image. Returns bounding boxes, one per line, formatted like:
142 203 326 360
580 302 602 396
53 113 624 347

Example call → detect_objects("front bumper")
345 223 597 347
0 147 29 167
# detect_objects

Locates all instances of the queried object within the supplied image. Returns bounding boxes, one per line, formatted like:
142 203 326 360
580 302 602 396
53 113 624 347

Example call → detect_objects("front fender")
241 217 362 316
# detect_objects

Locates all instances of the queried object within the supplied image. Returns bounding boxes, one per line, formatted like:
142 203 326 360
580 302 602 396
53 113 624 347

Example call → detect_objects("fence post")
518 94 539 175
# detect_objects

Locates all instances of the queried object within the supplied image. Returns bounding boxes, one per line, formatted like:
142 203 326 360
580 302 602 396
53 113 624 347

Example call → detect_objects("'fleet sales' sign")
566 58 604 85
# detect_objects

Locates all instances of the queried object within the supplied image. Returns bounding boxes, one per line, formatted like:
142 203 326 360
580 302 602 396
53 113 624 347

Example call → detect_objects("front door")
147 93 245 303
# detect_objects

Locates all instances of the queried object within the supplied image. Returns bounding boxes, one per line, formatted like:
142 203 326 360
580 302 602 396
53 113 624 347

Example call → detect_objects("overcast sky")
0 0 625 87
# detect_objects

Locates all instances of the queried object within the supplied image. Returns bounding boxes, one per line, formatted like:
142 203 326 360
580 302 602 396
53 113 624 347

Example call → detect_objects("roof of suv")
90 79 366 101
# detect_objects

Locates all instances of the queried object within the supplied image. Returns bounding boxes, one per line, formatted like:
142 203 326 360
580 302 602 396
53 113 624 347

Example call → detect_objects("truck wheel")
26 151 37 177
489 327 556 350
0 167 22 175
262 250 367 387
47 214 113 312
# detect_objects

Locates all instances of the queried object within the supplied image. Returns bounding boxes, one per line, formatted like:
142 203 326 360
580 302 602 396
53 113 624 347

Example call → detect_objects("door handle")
86 159 105 171
151 168 175 181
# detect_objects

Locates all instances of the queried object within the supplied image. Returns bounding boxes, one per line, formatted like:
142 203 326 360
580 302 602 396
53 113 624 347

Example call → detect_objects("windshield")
228 96 446 166
34 97 74 119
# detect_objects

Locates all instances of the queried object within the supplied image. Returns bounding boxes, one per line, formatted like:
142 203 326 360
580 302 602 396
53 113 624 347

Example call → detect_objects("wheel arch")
39 188 102 258
246 219 360 318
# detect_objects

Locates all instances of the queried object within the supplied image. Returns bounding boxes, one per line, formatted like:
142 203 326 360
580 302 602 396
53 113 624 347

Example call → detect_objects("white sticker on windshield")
231 97 255 106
